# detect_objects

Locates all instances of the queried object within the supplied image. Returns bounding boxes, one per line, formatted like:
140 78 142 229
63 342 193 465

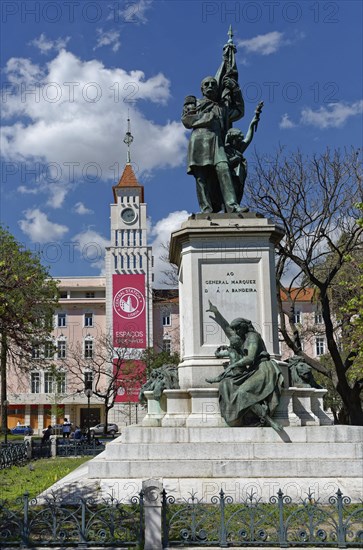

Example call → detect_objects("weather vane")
123 112 134 164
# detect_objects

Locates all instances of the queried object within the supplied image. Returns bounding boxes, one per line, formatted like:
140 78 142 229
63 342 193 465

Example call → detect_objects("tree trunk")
1 332 8 434
320 292 363 425
104 404 109 436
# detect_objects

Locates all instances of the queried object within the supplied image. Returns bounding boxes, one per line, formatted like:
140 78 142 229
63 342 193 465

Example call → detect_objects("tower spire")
123 113 134 164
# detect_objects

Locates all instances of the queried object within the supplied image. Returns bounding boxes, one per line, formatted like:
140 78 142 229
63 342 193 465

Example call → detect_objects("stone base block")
185 388 227 427
162 390 191 427
292 388 320 425
142 392 166 427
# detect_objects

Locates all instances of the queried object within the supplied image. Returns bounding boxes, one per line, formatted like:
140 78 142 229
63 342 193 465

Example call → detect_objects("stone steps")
88 456 362 479
104 441 362 461
120 425 362 444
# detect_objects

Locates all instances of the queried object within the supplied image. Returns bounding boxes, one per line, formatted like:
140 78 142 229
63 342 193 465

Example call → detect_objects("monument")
46 29 362 507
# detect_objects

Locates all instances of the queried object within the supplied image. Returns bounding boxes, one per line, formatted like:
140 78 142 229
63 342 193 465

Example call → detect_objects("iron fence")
0 490 144 547
56 438 105 457
0 442 28 470
31 440 52 459
162 488 363 548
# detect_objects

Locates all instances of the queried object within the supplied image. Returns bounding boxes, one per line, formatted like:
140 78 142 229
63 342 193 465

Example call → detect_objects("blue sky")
1 0 362 283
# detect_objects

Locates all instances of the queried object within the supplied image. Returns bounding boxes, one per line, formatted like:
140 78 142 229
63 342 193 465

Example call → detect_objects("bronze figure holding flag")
182 28 263 214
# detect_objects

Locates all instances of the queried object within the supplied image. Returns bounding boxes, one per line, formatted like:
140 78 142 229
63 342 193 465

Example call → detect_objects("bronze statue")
206 300 284 431
287 356 322 388
139 365 179 403
225 101 263 206
182 28 263 214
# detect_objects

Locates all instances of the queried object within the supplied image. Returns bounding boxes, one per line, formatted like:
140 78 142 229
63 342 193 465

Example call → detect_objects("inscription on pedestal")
201 261 260 346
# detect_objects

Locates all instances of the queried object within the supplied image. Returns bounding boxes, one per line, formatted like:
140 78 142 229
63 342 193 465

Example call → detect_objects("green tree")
0 226 58 434
141 347 180 377
248 148 363 424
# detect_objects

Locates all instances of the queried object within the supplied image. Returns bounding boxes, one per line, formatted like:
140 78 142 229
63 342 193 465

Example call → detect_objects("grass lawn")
0 457 90 504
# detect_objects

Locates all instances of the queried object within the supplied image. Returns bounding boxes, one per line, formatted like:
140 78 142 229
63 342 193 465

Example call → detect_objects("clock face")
121 207 136 224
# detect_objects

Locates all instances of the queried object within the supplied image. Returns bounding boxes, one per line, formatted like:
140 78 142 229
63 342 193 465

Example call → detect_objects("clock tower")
105 120 153 371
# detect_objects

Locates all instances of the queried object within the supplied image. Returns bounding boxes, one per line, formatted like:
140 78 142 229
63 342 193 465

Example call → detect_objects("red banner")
114 359 146 403
112 274 147 348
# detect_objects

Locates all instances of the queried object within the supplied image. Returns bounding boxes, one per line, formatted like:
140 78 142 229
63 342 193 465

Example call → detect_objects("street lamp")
3 400 9 446
84 388 93 444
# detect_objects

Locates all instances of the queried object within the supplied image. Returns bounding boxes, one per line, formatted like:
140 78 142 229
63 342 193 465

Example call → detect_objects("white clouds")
238 32 284 56
150 210 190 288
72 229 110 272
237 30 305 56
94 29 121 53
2 49 188 206
19 209 68 243
30 33 70 55
300 101 363 129
280 101 363 131
279 113 296 129
73 202 94 215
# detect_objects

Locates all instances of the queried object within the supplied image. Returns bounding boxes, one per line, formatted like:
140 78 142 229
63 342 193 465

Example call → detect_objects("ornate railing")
0 491 144 547
162 488 363 547
0 442 28 470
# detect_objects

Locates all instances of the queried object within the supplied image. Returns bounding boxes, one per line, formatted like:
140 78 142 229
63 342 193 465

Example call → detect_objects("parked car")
10 424 34 435
89 423 119 437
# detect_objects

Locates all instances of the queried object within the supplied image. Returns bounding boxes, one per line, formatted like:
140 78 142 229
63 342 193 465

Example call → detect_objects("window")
84 371 93 390
115 230 118 246
86 292 95 298
44 341 54 359
84 339 93 359
59 291 67 299
293 311 302 324
163 314 171 326
31 372 40 393
57 313 66 327
316 337 326 356
315 311 323 324
163 339 171 353
31 345 41 359
57 340 66 359
114 254 118 270
44 372 54 393
56 372 66 393
84 313 93 327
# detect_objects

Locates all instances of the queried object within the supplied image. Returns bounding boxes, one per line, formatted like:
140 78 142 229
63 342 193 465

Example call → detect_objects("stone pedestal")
273 389 301 427
142 391 166 427
169 213 284 389
311 389 334 425
292 388 319 425
185 388 226 427
162 389 191 427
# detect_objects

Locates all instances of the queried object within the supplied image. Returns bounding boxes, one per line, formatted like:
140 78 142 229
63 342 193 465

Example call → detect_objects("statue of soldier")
182 28 248 214
182 75 245 214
